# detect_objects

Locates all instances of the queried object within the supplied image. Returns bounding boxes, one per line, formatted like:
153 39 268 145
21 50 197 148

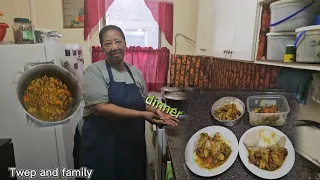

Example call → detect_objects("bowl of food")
16 63 82 125
211 97 245 126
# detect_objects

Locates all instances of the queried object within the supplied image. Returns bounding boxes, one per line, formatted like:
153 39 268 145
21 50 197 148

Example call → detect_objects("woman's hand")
141 111 178 127
155 109 179 127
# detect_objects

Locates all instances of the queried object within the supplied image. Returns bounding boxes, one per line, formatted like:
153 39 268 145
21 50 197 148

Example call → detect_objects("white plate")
184 126 239 177
238 126 295 179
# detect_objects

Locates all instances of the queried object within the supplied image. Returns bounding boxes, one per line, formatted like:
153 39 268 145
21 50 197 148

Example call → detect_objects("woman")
74 25 178 180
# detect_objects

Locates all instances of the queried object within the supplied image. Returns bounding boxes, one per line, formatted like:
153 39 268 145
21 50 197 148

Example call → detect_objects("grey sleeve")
82 65 109 106
134 67 148 98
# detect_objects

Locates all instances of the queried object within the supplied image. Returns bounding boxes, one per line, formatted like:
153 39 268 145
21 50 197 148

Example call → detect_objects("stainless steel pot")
163 92 188 113
161 86 184 96
16 61 82 126
160 86 184 103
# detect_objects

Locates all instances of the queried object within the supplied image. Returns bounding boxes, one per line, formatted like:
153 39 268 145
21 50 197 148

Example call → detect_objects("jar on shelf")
12 18 35 44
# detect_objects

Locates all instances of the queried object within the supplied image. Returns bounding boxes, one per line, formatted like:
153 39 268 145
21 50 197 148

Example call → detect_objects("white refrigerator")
0 43 84 180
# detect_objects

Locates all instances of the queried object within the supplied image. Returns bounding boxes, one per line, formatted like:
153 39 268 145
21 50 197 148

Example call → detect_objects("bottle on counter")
12 18 35 44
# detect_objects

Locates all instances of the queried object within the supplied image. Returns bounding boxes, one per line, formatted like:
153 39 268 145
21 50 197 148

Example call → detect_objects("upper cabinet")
196 0 259 61
196 0 215 56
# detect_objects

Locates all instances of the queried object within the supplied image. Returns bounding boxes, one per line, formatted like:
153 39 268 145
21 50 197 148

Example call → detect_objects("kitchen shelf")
258 0 279 4
255 60 320 71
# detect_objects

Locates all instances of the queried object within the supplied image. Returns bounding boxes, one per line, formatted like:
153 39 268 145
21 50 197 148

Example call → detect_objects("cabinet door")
196 0 215 56
231 0 259 61
212 0 237 59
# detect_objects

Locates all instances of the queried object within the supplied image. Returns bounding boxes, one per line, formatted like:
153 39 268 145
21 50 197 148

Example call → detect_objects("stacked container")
267 0 319 61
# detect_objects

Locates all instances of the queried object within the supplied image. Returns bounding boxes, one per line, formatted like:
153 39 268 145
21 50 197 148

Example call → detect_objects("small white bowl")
211 97 245 126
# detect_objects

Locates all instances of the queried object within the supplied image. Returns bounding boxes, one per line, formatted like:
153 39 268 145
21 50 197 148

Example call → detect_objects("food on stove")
194 132 232 169
214 103 241 121
253 105 279 113
246 143 288 171
23 75 73 121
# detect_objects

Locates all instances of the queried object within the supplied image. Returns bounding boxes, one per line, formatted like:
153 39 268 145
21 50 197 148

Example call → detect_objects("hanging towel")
276 68 314 104
165 161 174 180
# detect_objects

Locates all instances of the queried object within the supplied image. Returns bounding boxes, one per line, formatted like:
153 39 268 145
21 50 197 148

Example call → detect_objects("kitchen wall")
1 0 318 122
0 0 197 68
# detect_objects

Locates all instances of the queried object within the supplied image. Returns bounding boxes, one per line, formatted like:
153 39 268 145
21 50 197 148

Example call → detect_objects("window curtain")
84 0 174 45
145 0 174 45
91 46 170 92
84 0 114 41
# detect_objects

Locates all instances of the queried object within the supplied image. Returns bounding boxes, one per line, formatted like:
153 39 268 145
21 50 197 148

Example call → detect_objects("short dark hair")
99 25 126 46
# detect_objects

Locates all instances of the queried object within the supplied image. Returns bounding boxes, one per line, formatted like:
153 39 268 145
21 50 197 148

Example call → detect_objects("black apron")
78 62 146 180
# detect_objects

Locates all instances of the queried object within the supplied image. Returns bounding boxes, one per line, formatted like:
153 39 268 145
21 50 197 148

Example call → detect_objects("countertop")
165 90 319 180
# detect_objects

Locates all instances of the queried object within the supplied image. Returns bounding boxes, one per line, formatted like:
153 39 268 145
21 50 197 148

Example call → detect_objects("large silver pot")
16 62 83 126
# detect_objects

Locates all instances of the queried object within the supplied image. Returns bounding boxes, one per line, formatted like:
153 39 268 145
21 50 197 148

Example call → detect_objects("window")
103 0 160 48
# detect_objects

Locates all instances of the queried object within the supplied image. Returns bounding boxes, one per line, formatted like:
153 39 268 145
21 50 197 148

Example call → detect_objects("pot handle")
12 70 23 84
24 60 55 71
12 60 55 84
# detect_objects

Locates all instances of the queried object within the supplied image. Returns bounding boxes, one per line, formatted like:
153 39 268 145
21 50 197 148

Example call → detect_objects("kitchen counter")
165 90 319 180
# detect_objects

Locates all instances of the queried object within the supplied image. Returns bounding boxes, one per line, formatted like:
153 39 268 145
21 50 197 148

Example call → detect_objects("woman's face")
101 30 126 63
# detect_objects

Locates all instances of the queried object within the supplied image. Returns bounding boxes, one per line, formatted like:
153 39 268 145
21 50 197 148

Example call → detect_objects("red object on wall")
0 23 9 41
91 46 170 92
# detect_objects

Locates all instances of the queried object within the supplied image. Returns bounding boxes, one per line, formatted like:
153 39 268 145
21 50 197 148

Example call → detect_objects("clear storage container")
266 32 296 61
12 18 35 44
247 95 290 126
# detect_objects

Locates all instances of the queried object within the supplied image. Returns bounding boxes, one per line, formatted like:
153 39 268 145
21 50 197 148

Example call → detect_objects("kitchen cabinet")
196 0 215 56
196 0 259 61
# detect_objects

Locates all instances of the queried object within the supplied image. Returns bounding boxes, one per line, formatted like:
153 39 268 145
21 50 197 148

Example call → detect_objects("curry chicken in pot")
23 75 73 121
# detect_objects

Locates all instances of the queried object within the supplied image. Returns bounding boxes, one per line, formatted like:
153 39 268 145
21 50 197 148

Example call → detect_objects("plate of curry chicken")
238 126 295 179
184 126 239 177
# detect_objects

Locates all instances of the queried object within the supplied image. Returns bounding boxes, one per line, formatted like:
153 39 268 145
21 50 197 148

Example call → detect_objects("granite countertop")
166 90 319 180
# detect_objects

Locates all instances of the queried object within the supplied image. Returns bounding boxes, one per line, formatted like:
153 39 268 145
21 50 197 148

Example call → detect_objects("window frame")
100 8 162 49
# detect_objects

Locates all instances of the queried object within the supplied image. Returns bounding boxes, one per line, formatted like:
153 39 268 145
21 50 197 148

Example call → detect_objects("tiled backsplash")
169 55 279 91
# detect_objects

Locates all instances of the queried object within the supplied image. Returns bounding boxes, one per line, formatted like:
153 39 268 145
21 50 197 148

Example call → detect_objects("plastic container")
247 95 290 127
12 18 35 44
270 0 317 32
266 32 296 60
295 25 320 63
